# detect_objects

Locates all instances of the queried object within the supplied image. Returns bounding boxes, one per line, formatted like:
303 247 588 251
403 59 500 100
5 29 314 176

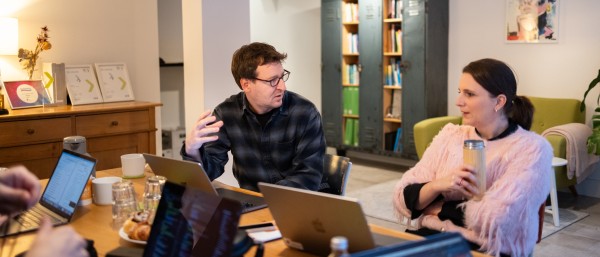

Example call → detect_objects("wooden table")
0 168 488 257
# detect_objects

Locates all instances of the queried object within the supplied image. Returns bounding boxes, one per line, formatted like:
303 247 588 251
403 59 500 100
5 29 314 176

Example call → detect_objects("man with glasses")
181 42 327 192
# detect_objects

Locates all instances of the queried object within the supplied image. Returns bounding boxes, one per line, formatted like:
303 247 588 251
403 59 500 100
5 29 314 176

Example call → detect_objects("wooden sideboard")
0 101 161 179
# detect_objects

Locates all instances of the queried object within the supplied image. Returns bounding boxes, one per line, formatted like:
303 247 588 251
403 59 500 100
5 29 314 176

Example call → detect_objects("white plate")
119 227 147 245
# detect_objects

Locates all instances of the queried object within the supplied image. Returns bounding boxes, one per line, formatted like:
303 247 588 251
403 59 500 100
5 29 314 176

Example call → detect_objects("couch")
413 96 585 194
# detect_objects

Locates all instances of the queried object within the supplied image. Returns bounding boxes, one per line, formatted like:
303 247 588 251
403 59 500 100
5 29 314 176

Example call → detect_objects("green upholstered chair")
413 96 585 195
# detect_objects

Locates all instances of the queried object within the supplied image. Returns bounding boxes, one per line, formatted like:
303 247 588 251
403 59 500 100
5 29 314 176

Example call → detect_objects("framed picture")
1 80 51 109
65 64 104 105
506 0 559 43
94 63 135 102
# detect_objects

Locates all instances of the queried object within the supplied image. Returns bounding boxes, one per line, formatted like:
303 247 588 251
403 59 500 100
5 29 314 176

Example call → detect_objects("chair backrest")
323 154 352 196
528 96 585 134
414 116 462 159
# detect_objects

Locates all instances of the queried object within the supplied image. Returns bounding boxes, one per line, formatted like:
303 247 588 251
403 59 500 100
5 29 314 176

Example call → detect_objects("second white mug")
92 176 122 205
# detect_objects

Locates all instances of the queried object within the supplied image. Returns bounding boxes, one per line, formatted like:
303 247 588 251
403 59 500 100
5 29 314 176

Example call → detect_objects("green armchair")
413 96 585 194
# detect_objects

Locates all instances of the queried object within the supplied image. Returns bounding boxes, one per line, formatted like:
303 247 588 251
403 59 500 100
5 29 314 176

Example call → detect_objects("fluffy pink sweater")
394 124 552 256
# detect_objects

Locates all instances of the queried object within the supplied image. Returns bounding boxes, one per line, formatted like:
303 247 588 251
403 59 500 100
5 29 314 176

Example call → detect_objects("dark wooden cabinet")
0 101 160 178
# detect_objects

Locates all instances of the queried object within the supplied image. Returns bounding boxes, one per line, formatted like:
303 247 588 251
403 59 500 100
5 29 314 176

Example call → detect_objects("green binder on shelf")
344 118 354 145
342 87 350 115
349 87 359 115
353 119 359 147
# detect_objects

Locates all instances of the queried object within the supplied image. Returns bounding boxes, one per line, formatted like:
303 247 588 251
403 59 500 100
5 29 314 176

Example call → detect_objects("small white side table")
547 157 567 227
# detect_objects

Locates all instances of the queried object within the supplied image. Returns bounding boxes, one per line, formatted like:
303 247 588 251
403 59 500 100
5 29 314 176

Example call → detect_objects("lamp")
0 17 18 55
0 17 16 114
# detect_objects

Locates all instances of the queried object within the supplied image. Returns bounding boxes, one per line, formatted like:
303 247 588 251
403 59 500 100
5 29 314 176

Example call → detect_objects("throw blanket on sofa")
542 123 599 183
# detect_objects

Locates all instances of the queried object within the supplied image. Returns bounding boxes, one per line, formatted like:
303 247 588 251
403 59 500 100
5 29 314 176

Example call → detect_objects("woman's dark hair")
231 42 287 90
462 58 534 130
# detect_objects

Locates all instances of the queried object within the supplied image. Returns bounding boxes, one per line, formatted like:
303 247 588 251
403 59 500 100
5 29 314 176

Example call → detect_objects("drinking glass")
142 175 166 222
112 180 138 222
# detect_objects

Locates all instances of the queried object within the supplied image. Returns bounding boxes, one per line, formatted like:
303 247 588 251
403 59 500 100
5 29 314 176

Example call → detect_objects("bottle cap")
331 236 348 249
464 139 484 149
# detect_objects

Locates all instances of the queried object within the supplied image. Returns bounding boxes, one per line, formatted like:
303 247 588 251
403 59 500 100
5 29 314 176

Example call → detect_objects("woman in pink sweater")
394 59 552 257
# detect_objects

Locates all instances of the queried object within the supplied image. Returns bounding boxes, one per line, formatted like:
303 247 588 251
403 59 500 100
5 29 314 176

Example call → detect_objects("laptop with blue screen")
0 149 97 237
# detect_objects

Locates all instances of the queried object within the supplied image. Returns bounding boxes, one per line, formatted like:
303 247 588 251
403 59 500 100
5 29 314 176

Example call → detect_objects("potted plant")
580 69 600 155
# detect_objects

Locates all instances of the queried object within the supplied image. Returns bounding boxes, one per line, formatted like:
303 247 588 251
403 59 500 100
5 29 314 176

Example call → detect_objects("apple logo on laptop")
311 219 326 233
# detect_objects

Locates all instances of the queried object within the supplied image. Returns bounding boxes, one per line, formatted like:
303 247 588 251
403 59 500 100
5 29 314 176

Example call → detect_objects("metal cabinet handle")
111 121 119 126
27 128 35 135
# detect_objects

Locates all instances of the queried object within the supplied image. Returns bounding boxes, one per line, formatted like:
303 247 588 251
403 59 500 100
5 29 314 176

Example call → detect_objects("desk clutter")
1 154 483 257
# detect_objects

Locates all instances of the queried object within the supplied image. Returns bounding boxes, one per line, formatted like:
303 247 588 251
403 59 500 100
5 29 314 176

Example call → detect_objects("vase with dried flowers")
18 26 52 80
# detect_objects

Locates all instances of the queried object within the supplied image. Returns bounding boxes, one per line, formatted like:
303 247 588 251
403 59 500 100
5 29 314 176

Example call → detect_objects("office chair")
321 154 352 196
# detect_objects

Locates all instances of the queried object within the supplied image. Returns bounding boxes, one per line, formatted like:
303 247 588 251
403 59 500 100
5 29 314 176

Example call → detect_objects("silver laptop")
258 182 407 256
143 154 266 213
0 149 97 237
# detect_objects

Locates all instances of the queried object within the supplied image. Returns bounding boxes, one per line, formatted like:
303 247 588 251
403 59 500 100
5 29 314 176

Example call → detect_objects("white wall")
181 0 251 186
158 0 184 64
0 0 162 152
250 0 322 111
203 0 250 111
448 1 600 122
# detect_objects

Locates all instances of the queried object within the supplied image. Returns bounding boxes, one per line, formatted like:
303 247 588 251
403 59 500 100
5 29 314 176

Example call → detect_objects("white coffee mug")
121 153 146 178
92 176 122 205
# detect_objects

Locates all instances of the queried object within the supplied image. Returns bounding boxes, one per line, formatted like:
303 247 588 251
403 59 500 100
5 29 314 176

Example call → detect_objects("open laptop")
258 182 408 256
143 154 266 213
0 149 97 237
350 232 472 257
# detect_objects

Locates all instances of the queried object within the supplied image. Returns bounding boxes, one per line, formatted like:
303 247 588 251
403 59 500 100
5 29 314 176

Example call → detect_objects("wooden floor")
345 158 600 257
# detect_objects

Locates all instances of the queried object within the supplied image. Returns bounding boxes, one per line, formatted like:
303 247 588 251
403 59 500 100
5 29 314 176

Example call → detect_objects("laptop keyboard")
215 188 267 213
15 206 61 228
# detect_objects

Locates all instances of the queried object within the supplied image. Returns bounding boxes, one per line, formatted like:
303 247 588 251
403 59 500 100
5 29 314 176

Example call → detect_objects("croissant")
123 212 152 242
130 222 151 241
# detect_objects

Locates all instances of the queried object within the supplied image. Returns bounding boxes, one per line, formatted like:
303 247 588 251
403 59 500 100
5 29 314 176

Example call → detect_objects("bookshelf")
341 0 359 147
321 0 448 160
382 0 403 152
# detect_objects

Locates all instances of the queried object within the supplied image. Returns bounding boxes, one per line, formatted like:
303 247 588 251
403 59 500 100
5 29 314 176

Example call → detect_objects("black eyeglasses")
253 69 290 87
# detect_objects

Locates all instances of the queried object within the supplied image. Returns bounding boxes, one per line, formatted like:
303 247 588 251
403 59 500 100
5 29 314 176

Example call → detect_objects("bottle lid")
464 139 484 149
331 236 348 250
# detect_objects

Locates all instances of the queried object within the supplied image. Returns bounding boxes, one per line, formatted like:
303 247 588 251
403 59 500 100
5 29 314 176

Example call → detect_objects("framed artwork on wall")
506 0 559 43
1 80 51 109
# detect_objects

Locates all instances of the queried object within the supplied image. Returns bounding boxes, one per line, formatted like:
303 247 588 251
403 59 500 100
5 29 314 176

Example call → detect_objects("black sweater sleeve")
403 183 443 219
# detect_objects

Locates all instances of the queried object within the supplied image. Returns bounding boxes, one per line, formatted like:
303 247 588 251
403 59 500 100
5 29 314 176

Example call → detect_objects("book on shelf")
393 128 403 152
347 33 359 53
385 65 393 86
351 64 359 84
349 87 359 115
352 119 359 147
344 118 354 146
343 2 358 22
396 0 403 20
343 64 359 85
342 64 349 85
395 29 402 53
389 24 402 53
391 89 402 119
386 58 401 87
342 87 350 115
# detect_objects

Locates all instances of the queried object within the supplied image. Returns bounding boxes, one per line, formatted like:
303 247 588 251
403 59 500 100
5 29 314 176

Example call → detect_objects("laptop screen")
40 150 96 217
143 181 243 257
